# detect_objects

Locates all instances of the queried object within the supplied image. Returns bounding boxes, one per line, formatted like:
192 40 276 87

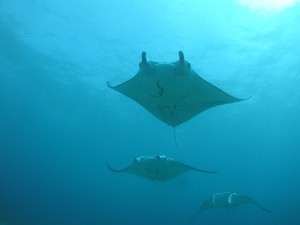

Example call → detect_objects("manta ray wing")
236 195 271 213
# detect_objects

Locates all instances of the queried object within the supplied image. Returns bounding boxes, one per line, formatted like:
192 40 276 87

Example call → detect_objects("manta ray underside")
107 51 246 127
107 155 215 182
191 191 270 222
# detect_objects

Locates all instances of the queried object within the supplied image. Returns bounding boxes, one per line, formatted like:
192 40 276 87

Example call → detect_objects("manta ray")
191 192 270 222
107 51 246 127
107 155 216 182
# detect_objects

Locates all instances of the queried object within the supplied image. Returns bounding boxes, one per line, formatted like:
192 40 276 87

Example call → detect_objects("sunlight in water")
238 0 299 13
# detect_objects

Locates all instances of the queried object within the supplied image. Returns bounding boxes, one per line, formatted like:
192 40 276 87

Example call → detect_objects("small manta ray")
107 155 216 182
191 191 270 222
107 51 246 127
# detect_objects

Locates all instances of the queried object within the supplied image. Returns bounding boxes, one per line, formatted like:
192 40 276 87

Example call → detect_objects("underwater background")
1 0 300 225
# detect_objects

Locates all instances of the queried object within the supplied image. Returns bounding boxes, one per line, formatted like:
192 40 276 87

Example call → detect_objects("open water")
1 0 300 224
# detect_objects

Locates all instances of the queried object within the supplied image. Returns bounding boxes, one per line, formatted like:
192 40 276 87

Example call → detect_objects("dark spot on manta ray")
156 105 171 109
156 81 164 96
107 51 247 127
156 81 161 88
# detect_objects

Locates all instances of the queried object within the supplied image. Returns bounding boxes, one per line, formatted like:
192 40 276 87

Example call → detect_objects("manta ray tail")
173 127 178 149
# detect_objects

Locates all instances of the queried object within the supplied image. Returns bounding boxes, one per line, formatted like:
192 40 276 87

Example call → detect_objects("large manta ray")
191 192 270 222
107 155 215 182
107 51 245 127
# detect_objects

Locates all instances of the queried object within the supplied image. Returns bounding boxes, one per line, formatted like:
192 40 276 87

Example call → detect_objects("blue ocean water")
1 0 300 224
